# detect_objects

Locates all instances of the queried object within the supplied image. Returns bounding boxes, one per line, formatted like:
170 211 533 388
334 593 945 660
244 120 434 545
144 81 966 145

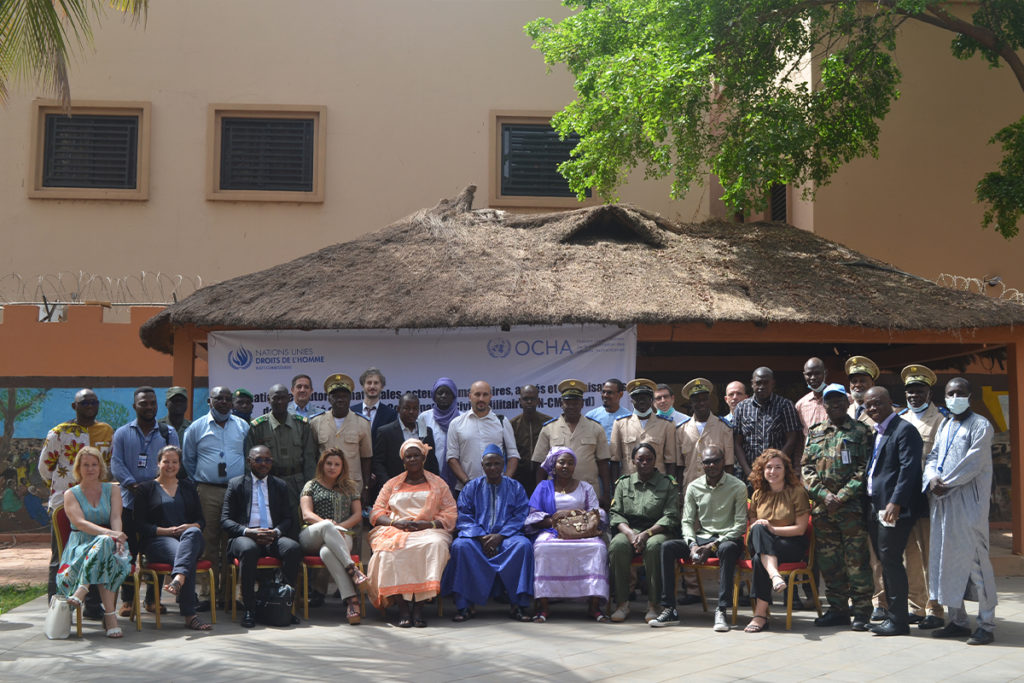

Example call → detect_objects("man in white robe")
922 377 997 645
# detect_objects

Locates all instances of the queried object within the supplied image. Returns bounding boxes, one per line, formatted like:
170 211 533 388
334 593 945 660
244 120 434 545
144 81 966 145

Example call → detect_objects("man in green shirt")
245 384 317 513
651 445 747 631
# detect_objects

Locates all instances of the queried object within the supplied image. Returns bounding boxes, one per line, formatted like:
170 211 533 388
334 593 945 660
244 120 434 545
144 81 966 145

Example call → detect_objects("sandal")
509 605 531 622
164 577 183 596
346 563 368 586
396 616 412 628
590 610 611 624
771 574 786 592
66 594 84 611
346 599 361 625
452 607 474 623
744 615 770 633
103 611 123 639
532 611 548 623
185 614 212 631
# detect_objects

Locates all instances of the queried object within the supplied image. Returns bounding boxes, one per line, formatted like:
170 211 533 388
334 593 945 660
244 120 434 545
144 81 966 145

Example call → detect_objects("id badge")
137 453 148 469
840 449 850 465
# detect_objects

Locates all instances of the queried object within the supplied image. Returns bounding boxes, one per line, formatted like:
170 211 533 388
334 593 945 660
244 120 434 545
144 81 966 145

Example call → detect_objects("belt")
198 481 228 488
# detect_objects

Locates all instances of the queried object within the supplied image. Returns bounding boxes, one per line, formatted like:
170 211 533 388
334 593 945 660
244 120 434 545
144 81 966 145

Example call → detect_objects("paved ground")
0 542 48 586
1 571 1022 682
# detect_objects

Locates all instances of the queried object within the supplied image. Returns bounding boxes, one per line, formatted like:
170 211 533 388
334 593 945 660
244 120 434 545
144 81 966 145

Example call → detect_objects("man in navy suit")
351 367 398 441
222 445 302 628
862 386 925 636
372 393 438 497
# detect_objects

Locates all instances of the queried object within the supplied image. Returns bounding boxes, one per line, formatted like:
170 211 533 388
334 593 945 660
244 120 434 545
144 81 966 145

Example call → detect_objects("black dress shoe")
918 615 945 630
907 613 923 624
308 590 325 609
851 614 871 631
290 614 301 625
870 607 887 622
196 600 211 613
870 619 909 636
677 594 702 606
932 622 972 639
240 610 256 628
967 627 994 645
813 610 850 627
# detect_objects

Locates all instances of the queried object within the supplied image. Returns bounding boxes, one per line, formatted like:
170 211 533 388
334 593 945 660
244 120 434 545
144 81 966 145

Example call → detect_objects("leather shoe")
308 590 325 609
290 614 301 625
870 619 909 636
870 607 888 622
918 615 945 630
851 614 871 632
967 627 994 645
813 610 850 627
907 613 923 624
240 610 256 628
931 622 972 639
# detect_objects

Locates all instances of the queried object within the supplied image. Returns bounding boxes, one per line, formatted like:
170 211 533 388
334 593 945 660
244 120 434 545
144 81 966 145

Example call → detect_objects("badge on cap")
557 379 586 399
324 373 354 394
844 355 879 380
900 364 936 387
626 378 657 396
681 377 713 399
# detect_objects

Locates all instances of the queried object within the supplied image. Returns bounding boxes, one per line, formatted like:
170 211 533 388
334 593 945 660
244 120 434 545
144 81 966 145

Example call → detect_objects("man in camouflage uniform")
244 383 317 513
802 383 873 631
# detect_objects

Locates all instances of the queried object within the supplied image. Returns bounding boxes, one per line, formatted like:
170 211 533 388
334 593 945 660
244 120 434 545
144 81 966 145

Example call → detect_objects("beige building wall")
0 0 703 293
800 7 1024 289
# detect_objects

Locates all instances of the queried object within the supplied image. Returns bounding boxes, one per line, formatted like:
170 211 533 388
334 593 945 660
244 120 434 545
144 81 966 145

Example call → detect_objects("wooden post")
172 326 197 420
1008 333 1024 555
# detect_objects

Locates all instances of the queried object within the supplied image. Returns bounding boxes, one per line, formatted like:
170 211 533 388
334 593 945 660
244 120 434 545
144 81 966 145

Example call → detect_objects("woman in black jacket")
135 445 211 630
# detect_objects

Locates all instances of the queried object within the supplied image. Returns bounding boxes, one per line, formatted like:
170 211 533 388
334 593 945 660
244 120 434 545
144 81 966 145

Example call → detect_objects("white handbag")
44 595 72 640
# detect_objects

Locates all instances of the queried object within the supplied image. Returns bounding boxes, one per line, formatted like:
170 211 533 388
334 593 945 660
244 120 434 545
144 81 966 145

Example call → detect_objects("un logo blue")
487 338 511 359
227 346 253 370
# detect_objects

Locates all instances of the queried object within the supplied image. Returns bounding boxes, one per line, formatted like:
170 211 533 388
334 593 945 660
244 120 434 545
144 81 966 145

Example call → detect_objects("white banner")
208 325 637 417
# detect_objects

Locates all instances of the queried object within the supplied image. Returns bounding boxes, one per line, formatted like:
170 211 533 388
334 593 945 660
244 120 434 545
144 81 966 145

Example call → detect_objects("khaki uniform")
309 411 373 488
676 415 735 491
848 402 877 429
610 413 677 476
245 412 317 510
532 415 610 496
900 404 948 619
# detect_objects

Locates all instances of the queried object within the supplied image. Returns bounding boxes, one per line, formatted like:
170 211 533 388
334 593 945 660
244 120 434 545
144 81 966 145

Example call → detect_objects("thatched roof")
140 185 1024 354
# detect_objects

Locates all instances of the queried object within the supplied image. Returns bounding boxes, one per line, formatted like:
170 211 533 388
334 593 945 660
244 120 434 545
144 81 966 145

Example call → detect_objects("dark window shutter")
500 123 588 198
220 117 314 192
42 114 139 189
770 183 787 222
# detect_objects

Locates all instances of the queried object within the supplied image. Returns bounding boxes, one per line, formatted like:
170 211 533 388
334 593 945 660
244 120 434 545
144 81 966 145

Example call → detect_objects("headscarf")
539 446 576 475
431 377 459 432
482 443 505 463
400 438 432 458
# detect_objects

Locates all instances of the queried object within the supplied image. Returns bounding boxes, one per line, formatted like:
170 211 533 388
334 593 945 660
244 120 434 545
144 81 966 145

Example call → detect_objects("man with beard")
610 379 677 478
846 356 879 427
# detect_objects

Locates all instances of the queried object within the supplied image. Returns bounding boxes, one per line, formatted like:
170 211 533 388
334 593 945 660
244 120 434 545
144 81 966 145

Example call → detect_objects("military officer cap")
626 378 657 396
557 379 586 399
681 377 713 399
324 373 355 394
821 383 847 399
901 364 937 387
233 388 253 400
844 355 879 379
166 386 188 401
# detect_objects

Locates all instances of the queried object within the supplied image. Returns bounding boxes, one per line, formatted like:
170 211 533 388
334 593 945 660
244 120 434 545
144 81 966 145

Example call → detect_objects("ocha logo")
227 346 254 370
487 338 511 359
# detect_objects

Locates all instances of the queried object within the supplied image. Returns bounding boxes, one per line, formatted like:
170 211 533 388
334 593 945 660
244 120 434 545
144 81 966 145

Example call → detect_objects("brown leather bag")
554 509 601 539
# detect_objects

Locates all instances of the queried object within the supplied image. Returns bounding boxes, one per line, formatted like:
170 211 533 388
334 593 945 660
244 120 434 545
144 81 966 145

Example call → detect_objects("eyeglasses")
77 399 99 406
251 457 273 464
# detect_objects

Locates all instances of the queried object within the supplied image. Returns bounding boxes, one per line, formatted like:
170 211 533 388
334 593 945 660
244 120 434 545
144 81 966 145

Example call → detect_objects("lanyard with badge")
839 439 851 465
937 418 964 474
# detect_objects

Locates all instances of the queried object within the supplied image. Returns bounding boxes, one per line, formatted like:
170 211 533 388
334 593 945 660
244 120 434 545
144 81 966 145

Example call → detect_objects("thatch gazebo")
140 186 1024 553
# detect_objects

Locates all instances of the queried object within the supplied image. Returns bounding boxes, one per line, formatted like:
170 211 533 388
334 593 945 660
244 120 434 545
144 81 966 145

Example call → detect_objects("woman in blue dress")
57 446 132 638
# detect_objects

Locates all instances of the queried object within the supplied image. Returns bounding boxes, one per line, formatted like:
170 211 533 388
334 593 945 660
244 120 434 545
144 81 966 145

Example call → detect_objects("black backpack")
255 572 295 627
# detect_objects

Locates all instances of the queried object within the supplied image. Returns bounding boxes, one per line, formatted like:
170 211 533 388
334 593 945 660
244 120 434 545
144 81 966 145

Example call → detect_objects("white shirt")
446 410 520 488
248 474 274 529
363 401 379 425
401 420 418 441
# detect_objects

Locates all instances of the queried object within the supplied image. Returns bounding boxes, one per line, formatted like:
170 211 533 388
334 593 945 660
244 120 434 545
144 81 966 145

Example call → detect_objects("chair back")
52 506 72 556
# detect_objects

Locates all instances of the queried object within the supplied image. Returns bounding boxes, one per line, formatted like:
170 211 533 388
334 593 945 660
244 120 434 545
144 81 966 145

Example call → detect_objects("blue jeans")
143 526 205 616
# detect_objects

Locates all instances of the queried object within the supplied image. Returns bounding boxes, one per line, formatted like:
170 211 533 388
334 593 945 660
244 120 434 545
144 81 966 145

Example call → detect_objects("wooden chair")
138 556 217 628
229 556 297 620
677 556 722 613
299 554 366 619
52 505 141 634
732 517 822 630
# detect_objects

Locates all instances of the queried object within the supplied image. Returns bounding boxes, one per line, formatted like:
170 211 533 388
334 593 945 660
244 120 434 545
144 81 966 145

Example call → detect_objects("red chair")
138 557 217 628
677 555 723 613
229 556 296 620
52 505 141 634
732 517 821 630
299 554 366 619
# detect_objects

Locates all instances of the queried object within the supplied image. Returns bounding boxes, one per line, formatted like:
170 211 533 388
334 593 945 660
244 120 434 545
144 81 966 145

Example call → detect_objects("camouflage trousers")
814 505 873 616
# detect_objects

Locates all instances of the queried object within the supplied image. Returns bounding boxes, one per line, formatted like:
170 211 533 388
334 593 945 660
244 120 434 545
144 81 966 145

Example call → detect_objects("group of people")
37 358 998 646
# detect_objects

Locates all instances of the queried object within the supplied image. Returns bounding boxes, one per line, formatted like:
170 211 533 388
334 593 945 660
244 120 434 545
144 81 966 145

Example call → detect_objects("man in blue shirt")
182 386 250 611
584 379 631 442
110 386 179 615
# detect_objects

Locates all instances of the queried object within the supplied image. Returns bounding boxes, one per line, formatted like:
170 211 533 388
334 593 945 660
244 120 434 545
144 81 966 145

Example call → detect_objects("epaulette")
676 414 692 425
251 415 269 425
543 417 559 426
655 414 673 422
354 412 371 421
615 474 630 482
898 407 909 416
585 416 603 425
615 414 632 421
715 414 730 425
292 414 308 423
938 406 951 417
808 420 826 431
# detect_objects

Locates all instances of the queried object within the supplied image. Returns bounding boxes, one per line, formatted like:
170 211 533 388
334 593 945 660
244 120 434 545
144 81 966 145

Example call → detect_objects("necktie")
856 405 864 419
257 480 270 528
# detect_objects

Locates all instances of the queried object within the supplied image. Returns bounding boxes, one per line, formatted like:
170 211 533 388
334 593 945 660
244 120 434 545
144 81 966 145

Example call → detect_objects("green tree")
526 0 1024 237
0 388 48 462
0 0 146 108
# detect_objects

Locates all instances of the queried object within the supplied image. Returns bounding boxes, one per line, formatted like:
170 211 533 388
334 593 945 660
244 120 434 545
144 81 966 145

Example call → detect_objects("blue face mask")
909 402 930 414
945 396 970 415
808 382 825 393
211 406 232 423
657 408 674 418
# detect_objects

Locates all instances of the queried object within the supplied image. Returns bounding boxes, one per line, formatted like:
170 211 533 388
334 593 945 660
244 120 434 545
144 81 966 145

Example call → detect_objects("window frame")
207 104 326 203
28 100 151 200
489 111 599 209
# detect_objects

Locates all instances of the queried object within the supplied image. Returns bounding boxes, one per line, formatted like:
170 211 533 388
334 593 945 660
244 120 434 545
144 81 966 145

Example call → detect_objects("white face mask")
909 402 930 414
945 396 970 415
634 407 653 418
808 381 825 393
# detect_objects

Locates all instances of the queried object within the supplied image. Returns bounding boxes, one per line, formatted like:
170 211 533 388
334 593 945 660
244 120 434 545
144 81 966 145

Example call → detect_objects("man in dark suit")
372 393 438 497
221 445 302 628
863 386 925 636
352 367 398 441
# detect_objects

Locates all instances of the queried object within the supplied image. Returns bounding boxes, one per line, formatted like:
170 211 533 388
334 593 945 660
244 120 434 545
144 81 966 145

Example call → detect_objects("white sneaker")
644 604 660 622
610 603 630 622
713 609 730 632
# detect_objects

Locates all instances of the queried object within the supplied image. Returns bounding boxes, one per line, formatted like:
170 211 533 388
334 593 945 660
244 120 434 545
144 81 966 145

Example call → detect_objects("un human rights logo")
487 338 511 359
228 346 254 370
